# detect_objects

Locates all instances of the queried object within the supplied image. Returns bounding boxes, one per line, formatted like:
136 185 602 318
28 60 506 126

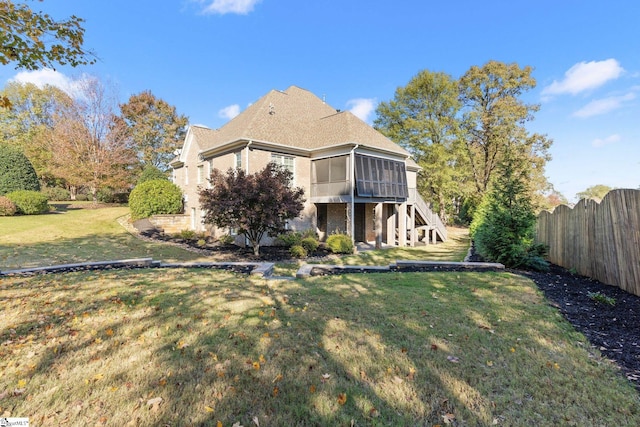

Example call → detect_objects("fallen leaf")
205 406 214 413
337 393 347 405
253 416 260 427
217 422 222 427
309 384 316 394
446 356 459 363
272 386 279 397
407 367 416 380
322 373 331 380
106 329 114 336
272 373 283 383
93 373 104 381
232 422 243 427
431 344 438 351
259 354 266 364
486 360 494 367
369 407 379 418
442 412 456 424
253 362 260 370
147 397 163 412
392 376 403 384
17 379 26 388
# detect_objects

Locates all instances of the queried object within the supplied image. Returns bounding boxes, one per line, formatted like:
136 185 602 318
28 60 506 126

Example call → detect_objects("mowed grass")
1 268 639 426
0 205 209 270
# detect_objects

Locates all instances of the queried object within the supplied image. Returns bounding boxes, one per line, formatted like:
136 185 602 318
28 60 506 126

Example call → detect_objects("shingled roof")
193 86 409 157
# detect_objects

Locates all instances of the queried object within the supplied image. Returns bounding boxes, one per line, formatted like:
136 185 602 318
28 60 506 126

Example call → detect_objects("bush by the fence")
326 233 353 254
0 196 17 216
129 179 183 220
6 190 49 215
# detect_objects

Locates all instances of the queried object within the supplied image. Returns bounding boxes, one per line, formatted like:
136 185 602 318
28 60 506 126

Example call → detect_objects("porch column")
386 205 396 246
409 204 416 247
398 202 407 247
374 203 383 249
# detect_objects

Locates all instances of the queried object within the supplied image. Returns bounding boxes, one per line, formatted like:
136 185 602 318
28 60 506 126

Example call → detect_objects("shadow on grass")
2 268 637 426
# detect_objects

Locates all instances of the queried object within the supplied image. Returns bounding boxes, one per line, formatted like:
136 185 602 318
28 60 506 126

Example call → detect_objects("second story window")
197 165 204 184
271 153 294 174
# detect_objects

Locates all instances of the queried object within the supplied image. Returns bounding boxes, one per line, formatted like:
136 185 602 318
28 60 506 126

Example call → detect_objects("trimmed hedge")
129 179 183 220
6 190 49 215
326 233 354 254
0 145 40 195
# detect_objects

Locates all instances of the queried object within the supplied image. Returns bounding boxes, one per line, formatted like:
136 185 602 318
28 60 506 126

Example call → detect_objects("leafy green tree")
0 81 72 183
120 91 188 172
136 164 169 185
459 61 552 203
576 184 612 202
471 144 548 270
0 0 94 70
0 143 39 195
374 70 470 223
0 0 94 108
199 163 305 256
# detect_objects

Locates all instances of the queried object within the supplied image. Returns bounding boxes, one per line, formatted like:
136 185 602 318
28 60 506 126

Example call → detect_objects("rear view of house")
171 85 446 247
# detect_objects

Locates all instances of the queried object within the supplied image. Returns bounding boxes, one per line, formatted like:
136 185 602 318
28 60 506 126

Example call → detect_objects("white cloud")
592 134 621 148
542 59 624 96
573 92 635 118
218 104 240 120
198 0 261 15
10 68 84 97
346 98 376 122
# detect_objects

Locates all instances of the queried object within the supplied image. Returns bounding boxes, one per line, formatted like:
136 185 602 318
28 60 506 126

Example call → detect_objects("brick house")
170 86 446 247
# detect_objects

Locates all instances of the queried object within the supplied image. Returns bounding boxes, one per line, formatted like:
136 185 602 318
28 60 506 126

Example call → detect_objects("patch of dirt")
519 265 640 390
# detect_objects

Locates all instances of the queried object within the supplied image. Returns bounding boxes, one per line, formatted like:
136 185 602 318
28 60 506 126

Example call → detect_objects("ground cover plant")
1 268 638 426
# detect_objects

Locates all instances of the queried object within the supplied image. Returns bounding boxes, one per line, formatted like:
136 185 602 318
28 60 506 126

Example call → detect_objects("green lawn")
1 207 638 425
0 205 208 270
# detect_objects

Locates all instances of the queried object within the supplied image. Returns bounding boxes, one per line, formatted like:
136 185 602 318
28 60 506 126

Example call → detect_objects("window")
197 165 204 184
354 154 408 198
235 151 242 169
271 153 295 174
312 156 347 183
184 165 189 185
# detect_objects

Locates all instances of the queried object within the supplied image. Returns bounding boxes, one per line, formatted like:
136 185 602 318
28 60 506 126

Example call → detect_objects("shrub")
175 229 196 240
0 145 40 195
289 245 307 258
326 233 354 254
301 237 319 253
276 231 303 247
42 187 71 201
97 188 129 204
137 164 169 185
75 193 89 201
219 234 235 245
0 196 17 216
6 190 49 215
129 179 183 220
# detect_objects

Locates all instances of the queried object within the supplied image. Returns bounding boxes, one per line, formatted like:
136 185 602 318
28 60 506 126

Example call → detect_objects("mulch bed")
519 265 640 390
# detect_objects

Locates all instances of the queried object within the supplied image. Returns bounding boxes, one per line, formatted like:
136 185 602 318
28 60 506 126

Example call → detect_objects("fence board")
536 189 640 296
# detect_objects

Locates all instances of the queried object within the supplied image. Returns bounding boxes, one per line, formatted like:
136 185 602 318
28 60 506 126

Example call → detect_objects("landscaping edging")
296 260 505 278
0 258 275 278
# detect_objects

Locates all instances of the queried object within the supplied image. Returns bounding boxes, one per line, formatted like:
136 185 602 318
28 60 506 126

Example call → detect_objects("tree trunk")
69 185 77 200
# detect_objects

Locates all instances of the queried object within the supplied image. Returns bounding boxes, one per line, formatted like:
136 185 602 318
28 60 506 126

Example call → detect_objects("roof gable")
191 86 409 157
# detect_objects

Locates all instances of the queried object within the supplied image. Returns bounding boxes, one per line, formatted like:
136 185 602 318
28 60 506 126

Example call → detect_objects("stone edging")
296 260 505 278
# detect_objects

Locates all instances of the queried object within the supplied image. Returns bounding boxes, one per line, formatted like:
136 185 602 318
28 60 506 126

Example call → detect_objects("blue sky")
2 0 639 202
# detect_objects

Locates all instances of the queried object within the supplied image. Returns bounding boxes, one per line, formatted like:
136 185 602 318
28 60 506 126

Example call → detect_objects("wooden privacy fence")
536 189 640 296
